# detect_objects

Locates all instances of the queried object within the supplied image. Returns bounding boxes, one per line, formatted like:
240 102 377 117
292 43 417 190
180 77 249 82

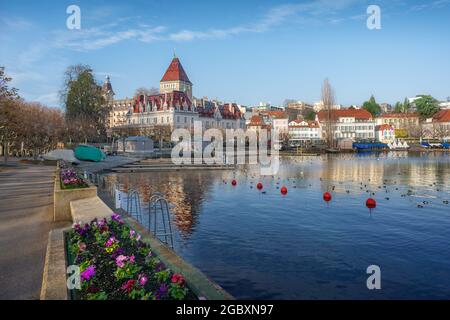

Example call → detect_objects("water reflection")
103 171 215 238
103 152 449 239
100 152 450 299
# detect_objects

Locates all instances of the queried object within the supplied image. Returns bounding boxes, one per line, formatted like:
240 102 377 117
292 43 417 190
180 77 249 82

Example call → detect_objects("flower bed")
68 213 196 300
60 166 88 190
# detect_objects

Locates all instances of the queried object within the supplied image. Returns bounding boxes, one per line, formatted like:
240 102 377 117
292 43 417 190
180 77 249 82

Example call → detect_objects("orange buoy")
323 192 332 202
231 179 237 186
366 198 376 209
280 186 288 195
257 182 263 190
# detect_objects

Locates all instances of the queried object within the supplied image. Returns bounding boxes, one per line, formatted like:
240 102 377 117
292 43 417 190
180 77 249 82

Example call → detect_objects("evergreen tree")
61 65 107 142
362 95 381 116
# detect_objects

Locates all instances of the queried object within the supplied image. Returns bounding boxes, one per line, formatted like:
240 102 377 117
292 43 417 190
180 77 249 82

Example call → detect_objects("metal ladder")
148 193 174 249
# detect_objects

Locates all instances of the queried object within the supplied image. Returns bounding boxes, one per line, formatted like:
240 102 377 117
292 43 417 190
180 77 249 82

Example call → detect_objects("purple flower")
81 265 96 281
113 247 125 257
156 283 169 299
98 219 106 228
138 274 148 286
111 213 122 223
130 229 135 238
155 261 166 272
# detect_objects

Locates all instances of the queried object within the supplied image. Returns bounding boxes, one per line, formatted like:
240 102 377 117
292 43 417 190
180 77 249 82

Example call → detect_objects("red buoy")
323 192 332 202
366 198 376 209
280 186 288 195
257 182 263 190
231 179 237 186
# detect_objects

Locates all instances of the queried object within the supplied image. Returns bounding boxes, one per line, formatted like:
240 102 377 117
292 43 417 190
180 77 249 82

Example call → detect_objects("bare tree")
321 78 335 148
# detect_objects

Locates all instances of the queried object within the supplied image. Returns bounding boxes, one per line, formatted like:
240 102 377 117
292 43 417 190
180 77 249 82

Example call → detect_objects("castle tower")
160 55 192 101
102 75 115 103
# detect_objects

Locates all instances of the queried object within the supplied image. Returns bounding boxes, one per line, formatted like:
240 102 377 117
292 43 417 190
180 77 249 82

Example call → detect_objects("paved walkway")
0 160 69 299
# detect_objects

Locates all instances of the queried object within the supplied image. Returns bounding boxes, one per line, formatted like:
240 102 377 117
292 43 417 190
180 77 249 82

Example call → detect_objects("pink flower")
138 274 148 286
136 234 141 241
130 229 135 238
129 255 135 264
115 255 127 268
105 237 115 247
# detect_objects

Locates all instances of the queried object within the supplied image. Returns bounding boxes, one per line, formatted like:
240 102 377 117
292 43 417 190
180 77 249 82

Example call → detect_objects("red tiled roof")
260 110 288 119
317 109 373 121
198 103 243 120
379 112 419 119
133 91 192 112
432 109 450 122
249 115 264 125
160 57 191 83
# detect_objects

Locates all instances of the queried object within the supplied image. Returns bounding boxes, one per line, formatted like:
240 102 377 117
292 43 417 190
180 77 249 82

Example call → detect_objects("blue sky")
1 0 449 108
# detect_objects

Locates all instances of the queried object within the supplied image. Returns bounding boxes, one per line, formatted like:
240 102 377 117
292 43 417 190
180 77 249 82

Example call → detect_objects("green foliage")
61 64 107 142
0 67 18 101
362 95 381 116
169 283 188 300
415 95 440 119
87 291 108 300
304 109 316 121
394 97 411 113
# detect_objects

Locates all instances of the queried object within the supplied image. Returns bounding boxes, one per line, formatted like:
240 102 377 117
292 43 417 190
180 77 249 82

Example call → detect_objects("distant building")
198 102 245 130
439 100 450 109
259 110 289 135
422 109 450 140
313 101 342 112
316 108 375 142
251 102 283 112
376 113 420 137
380 103 392 113
288 120 322 146
246 115 270 134
285 101 314 122
375 124 395 143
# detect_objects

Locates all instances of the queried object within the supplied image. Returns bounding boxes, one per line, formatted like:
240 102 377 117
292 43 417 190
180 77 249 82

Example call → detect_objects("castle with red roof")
105 55 245 132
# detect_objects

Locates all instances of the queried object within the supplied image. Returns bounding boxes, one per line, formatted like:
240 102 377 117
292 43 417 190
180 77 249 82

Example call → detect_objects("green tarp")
74 145 106 162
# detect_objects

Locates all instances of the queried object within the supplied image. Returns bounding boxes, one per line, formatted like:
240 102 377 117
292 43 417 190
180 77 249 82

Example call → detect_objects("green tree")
394 101 402 113
61 65 107 142
401 97 410 112
415 95 439 119
362 95 381 116
304 109 316 121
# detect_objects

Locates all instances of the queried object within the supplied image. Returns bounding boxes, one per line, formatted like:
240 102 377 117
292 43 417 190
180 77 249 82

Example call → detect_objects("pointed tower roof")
160 57 191 84
102 75 114 95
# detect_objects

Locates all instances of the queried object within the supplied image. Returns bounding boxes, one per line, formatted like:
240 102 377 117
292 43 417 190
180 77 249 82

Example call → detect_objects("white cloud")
34 92 60 106
0 16 33 29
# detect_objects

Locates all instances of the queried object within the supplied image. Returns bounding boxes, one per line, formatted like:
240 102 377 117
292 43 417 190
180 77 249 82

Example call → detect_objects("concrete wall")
53 173 97 222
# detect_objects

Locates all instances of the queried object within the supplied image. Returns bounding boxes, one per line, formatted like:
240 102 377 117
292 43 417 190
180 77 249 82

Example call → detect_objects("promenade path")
0 160 69 299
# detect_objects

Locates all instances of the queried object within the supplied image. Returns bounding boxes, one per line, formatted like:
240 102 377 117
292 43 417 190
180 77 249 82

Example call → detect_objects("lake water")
102 152 450 299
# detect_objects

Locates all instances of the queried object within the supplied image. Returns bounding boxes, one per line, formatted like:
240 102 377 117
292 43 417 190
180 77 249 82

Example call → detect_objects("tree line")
0 65 109 162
